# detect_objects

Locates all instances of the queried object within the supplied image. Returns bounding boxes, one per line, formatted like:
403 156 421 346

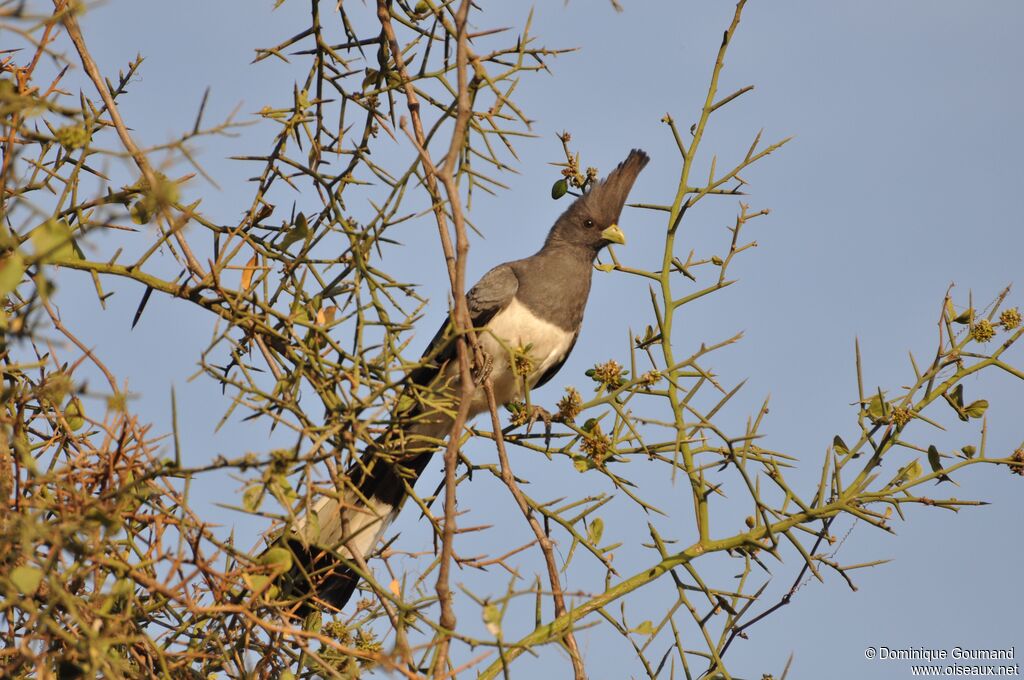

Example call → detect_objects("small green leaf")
280 212 310 249
242 484 263 512
943 384 968 421
927 445 955 483
964 399 988 419
633 620 655 635
64 397 85 431
953 308 973 324
0 251 26 294
961 445 976 459
396 393 416 414
269 474 297 504
361 68 379 90
586 517 604 546
833 435 849 457
303 609 323 633
866 392 887 423
260 547 294 572
594 263 614 272
244 573 279 599
904 459 923 482
30 219 78 262
290 301 310 325
572 456 594 473
11 565 43 594
130 201 152 224
551 178 568 200
483 602 502 636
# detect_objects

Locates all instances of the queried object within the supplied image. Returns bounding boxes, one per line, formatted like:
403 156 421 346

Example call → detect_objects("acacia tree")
1 1 1021 678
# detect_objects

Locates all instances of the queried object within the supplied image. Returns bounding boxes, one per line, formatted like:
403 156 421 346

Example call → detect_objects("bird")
277 148 649 611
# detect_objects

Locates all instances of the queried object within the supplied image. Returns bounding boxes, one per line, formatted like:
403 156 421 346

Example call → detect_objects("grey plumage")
278 149 649 611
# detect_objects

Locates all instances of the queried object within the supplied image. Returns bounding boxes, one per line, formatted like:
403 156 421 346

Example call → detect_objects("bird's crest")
575 148 650 222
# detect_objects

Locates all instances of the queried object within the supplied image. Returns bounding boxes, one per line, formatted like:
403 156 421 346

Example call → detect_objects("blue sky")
32 1 1024 677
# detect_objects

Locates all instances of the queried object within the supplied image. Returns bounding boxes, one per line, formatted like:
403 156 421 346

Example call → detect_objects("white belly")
468 298 574 414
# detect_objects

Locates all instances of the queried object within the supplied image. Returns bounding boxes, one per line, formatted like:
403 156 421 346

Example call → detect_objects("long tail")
277 415 451 612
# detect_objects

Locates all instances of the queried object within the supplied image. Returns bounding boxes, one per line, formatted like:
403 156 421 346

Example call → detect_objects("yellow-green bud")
999 307 1021 331
971 318 995 343
55 124 90 150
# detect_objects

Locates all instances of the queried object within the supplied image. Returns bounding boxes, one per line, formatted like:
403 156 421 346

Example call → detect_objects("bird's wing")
409 264 520 386
532 328 579 389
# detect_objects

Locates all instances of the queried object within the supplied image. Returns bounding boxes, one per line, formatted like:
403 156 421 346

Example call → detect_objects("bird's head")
546 148 650 254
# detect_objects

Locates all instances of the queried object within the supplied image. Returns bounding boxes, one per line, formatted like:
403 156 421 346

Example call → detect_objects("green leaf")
303 609 323 633
632 620 655 635
260 547 294 572
290 301 310 325
31 219 77 262
943 384 968 421
130 201 152 225
572 456 594 472
866 392 887 423
64 397 85 431
280 212 310 249
904 459 923 482
242 484 263 512
832 435 850 457
244 573 279 599
953 308 973 324
551 178 568 200
0 251 26 294
269 473 297 504
964 399 988 419
594 263 614 273
483 602 502 636
927 445 955 483
11 565 43 594
586 517 604 546
961 445 976 459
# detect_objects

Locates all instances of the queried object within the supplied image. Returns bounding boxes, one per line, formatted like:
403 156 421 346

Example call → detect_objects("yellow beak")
601 223 626 245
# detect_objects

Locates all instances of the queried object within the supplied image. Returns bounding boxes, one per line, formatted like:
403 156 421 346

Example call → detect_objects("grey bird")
280 149 649 611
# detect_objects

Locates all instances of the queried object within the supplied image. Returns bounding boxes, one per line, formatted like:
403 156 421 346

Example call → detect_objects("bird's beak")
601 223 626 245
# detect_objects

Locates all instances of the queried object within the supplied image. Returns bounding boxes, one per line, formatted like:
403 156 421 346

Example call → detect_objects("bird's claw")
473 353 494 386
524 404 554 449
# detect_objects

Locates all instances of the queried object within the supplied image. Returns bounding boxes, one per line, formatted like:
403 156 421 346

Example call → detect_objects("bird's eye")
583 219 595 229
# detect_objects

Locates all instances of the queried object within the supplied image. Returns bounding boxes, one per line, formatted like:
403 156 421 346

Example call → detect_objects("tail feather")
275 415 449 612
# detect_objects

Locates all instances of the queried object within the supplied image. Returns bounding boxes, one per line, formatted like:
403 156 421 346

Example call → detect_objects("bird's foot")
508 402 554 449
524 404 553 435
472 352 494 386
